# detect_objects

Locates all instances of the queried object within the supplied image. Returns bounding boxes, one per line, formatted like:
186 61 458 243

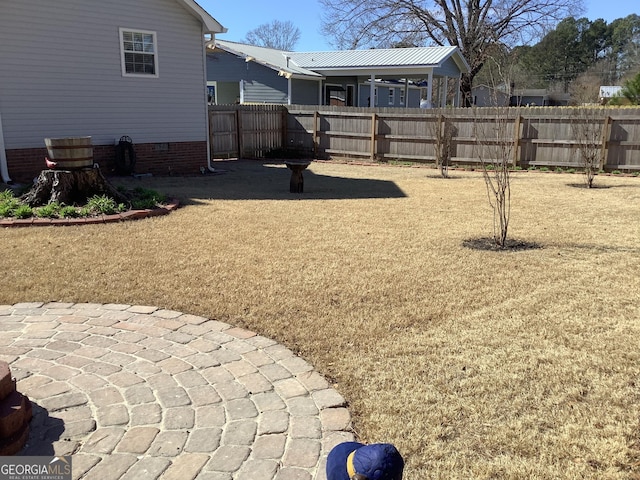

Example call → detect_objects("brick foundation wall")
6 141 208 183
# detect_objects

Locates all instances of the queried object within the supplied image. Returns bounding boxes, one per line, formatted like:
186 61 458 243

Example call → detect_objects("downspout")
0 112 12 184
203 31 217 173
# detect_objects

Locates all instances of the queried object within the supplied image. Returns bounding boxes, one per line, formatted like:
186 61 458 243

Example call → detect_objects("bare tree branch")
319 0 584 103
244 20 301 51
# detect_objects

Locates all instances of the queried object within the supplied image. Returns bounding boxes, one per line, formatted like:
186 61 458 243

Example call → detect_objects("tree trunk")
21 167 130 207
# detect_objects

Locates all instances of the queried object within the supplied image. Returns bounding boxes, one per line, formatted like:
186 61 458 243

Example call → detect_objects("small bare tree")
570 107 607 188
474 106 519 248
428 111 454 178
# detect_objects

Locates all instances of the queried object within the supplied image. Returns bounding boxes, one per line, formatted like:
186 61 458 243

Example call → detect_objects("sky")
198 0 638 52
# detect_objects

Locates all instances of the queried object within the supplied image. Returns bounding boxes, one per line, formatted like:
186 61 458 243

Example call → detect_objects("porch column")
288 77 292 105
370 74 376 107
404 78 409 107
455 76 461 107
318 81 323 105
426 71 433 108
441 76 448 107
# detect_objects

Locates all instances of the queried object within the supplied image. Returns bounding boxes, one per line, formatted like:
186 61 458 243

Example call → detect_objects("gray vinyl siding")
207 51 289 104
434 57 463 78
0 0 208 149
243 79 289 104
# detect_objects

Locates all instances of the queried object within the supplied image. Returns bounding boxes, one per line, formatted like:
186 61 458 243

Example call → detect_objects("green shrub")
34 203 61 218
13 205 33 219
539 166 550 172
60 205 81 218
0 190 15 201
78 206 91 217
555 167 564 173
0 192 20 218
131 187 166 209
86 195 119 215
612 170 622 175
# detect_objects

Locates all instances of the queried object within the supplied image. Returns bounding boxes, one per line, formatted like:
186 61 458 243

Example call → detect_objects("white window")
119 28 158 77
389 88 395 105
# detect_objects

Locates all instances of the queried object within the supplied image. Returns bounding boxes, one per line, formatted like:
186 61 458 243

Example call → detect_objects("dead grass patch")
1 160 639 479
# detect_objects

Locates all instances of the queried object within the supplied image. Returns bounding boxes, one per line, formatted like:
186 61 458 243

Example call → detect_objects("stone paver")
1 302 355 480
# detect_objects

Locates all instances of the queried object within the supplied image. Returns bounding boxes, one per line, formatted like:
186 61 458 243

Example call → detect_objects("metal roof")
212 40 322 79
290 46 464 70
212 40 469 78
600 86 622 98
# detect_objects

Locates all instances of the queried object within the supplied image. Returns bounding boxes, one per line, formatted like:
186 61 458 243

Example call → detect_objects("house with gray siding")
0 0 225 182
208 40 469 108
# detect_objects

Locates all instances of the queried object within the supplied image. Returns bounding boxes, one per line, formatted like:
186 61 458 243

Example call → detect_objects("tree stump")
21 167 130 207
0 361 32 456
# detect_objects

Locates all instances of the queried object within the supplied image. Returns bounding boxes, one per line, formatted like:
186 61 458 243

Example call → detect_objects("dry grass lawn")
1 159 640 479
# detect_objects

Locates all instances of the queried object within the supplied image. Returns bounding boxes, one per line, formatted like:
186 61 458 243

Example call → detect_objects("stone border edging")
0 199 180 228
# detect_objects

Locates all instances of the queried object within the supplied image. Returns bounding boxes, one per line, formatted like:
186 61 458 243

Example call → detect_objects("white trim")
119 28 159 78
370 74 375 107
403 79 409 107
178 0 227 34
0 112 11 184
207 81 217 104
240 80 245 104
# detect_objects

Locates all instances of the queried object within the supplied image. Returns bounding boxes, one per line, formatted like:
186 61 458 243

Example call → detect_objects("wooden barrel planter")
44 136 93 169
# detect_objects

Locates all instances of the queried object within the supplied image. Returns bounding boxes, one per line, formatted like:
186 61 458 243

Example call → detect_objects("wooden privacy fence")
208 104 286 159
209 104 640 171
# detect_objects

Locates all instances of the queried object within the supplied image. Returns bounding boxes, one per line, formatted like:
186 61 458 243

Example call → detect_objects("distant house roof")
290 46 469 75
212 40 469 79
178 0 226 34
213 40 323 79
600 86 622 98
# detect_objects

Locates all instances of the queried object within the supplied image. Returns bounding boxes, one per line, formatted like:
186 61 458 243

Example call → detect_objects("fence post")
235 108 243 158
370 113 377 161
281 106 288 153
313 111 319 159
600 115 612 171
435 114 444 168
513 115 522 167
208 108 214 160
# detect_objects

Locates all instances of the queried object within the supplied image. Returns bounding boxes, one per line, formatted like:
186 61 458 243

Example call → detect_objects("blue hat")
326 442 404 480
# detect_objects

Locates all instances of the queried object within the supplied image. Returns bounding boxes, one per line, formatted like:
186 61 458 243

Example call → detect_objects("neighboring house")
471 84 510 107
0 0 225 183
599 86 623 104
510 89 570 106
207 40 470 108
